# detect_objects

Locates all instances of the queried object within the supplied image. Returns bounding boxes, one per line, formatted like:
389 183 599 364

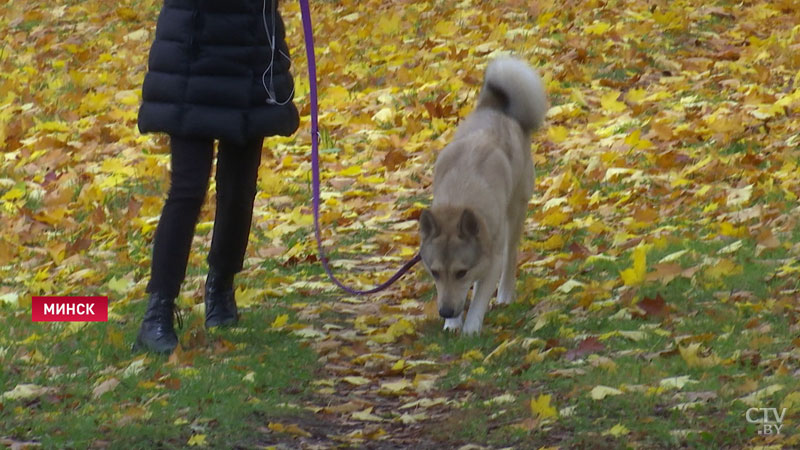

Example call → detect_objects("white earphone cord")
262 0 294 105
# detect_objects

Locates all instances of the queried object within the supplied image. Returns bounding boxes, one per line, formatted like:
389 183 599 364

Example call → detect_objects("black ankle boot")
205 267 238 328
133 293 182 354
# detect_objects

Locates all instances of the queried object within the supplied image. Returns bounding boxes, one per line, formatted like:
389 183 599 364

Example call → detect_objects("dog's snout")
439 306 456 318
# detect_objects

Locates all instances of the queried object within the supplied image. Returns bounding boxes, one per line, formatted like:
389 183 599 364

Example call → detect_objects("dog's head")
419 207 486 318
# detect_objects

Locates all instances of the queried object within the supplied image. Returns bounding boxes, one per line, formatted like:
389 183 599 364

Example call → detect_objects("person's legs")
146 136 215 296
136 136 214 353
207 138 264 275
204 137 263 327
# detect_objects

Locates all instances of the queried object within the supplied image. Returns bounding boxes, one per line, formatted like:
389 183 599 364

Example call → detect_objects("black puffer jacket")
138 0 299 145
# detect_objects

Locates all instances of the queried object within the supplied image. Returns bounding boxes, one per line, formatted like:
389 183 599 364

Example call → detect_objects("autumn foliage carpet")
2 0 800 448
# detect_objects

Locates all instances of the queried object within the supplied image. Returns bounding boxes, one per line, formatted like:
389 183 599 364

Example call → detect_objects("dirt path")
257 284 473 449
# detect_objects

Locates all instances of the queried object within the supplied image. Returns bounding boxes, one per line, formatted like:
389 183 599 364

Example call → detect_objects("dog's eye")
455 270 467 280
431 270 441 280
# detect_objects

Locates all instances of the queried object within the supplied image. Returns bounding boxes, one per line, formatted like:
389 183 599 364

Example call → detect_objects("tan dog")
419 57 547 335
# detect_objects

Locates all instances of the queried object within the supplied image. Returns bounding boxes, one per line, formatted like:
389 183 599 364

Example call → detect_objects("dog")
418 57 547 335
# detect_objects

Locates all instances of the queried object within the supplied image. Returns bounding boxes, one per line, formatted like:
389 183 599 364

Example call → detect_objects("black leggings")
146 136 263 298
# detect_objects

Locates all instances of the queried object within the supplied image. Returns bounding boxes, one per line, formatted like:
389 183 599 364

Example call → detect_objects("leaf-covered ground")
2 0 800 448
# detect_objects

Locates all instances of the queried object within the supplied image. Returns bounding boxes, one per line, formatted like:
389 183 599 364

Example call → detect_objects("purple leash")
299 0 421 295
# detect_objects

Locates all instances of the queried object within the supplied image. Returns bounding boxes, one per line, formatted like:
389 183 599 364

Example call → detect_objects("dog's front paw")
443 317 463 332
461 320 482 336
496 289 515 305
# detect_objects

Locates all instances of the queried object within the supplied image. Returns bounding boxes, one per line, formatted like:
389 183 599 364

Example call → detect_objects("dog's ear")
419 209 439 240
459 209 480 239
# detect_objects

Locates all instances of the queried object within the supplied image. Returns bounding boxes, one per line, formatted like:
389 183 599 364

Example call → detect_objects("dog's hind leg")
497 202 526 305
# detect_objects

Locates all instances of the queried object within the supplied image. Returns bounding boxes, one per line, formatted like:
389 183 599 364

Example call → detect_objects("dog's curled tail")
478 57 548 133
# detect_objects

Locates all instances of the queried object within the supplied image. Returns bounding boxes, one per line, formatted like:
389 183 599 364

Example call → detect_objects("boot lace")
174 304 184 330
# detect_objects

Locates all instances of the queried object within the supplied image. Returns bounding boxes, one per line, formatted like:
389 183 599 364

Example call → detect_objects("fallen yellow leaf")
590 385 624 400
268 422 312 438
530 394 558 420
600 91 626 113
271 314 289 329
351 407 384 422
679 343 721 368
603 423 630 437
620 244 647 286
187 434 206 447
585 21 612 35
343 376 371 386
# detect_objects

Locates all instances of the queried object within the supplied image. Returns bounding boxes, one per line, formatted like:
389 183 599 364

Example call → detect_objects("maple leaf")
633 294 669 320
585 21 612 35
738 384 784 407
234 288 263 308
704 258 742 280
659 376 699 390
351 408 384 422
781 392 800 411
679 343 721 369
187 434 206 447
600 91 626 113
92 378 120 399
433 20 458 37
483 338 519 363
268 422 312 438
548 125 568 142
540 208 569 227
620 245 647 286
372 318 415 344
646 263 683 284
624 129 652 150
379 379 413 396
1 384 54 400
603 424 630 437
565 337 606 361
343 376 371 386
270 314 289 329
756 228 780 249
461 349 484 362
590 385 623 400
530 394 558 420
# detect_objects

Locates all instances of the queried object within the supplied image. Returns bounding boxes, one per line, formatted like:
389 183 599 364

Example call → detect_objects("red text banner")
31 296 109 322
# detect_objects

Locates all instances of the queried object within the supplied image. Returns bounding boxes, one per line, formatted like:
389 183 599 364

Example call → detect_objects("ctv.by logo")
746 407 787 435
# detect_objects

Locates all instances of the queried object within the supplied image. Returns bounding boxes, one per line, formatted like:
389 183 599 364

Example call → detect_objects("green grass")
3 0 800 447
0 305 317 448
407 227 800 448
